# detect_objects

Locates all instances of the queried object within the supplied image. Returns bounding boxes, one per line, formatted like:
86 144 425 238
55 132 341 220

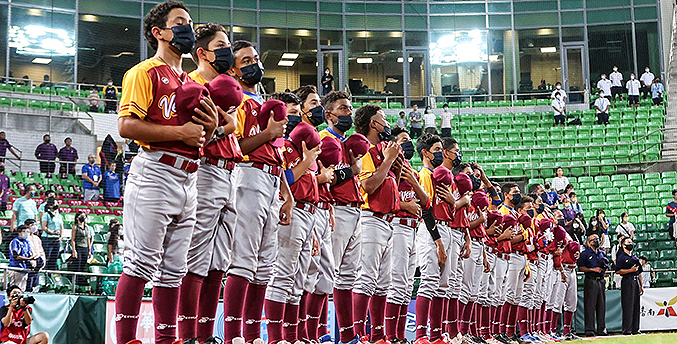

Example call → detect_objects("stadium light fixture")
281 53 299 60
540 47 557 53
397 57 414 63
278 60 295 67
32 57 52 64
356 57 373 64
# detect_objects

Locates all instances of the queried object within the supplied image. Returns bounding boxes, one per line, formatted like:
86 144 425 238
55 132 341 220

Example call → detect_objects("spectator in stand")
551 167 570 192
543 181 559 207
611 235 626 289
37 190 56 222
103 78 119 113
538 79 547 90
0 166 8 213
88 88 101 112
571 213 587 243
38 75 52 88
82 154 102 201
639 67 654 100
57 137 78 175
651 78 664 106
610 66 624 100
23 219 44 292
594 90 611 125
440 104 452 137
70 211 93 286
0 285 50 344
102 162 120 203
34 134 57 174
666 189 677 238
552 90 566 128
562 198 577 224
551 81 567 100
10 184 37 233
408 104 422 138
107 223 124 264
0 131 20 163
396 111 407 129
597 74 612 100
8 225 33 289
626 73 641 108
587 209 611 252
569 192 583 215
639 256 654 288
40 197 62 271
616 213 635 240
423 107 437 135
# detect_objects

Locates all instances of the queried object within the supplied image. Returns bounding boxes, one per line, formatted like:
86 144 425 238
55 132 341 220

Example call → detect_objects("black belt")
586 276 605 281
623 275 640 281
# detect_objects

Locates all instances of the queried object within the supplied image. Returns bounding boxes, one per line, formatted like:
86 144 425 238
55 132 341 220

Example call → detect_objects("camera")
12 294 35 306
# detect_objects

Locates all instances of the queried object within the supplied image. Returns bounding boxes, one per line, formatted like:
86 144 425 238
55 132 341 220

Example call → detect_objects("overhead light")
232 26 244 33
281 53 299 60
363 51 379 55
81 14 99 22
356 31 371 38
278 60 295 67
389 32 403 38
296 29 311 37
356 57 373 64
397 57 414 63
489 54 500 61
537 28 556 36
32 57 52 64
27 9 43 16
540 47 557 53
263 28 279 35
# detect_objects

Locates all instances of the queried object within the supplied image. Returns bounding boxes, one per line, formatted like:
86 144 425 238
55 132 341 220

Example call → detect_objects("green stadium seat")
13 99 28 108
0 97 10 107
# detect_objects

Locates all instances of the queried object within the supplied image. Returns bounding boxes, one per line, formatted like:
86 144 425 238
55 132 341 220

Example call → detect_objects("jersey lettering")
158 93 177 120
248 124 261 137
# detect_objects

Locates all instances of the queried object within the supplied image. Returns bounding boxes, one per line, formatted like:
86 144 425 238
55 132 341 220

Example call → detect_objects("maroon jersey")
282 140 318 203
319 130 362 204
235 93 283 167
359 142 399 214
467 204 486 238
450 188 470 229
395 160 425 219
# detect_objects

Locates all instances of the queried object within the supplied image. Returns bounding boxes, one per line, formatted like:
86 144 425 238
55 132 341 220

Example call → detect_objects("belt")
158 154 199 173
335 201 361 208
316 201 331 210
395 217 418 229
623 275 640 281
538 252 550 260
250 162 282 176
371 211 395 222
201 157 235 170
529 259 539 264
563 264 577 270
295 201 316 214
586 276 605 281
488 246 510 260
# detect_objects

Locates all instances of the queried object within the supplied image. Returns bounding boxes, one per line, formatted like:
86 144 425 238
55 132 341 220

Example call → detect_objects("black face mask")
307 105 326 126
167 24 195 55
537 203 545 214
431 151 444 168
557 218 566 227
400 141 415 160
591 239 601 248
286 115 302 137
511 193 521 205
378 125 392 142
453 151 462 166
240 62 264 86
209 47 235 74
335 115 353 132
470 175 482 191
625 243 635 251
78 216 86 223
44 140 51 144
526 209 535 218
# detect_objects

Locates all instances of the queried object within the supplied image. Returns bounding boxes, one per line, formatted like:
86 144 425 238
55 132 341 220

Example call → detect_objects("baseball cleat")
414 337 431 344
562 333 580 341
319 334 333 343
232 337 246 344
180 339 199 344
125 341 143 344
204 337 224 344
517 334 534 344
340 335 362 344
371 339 392 344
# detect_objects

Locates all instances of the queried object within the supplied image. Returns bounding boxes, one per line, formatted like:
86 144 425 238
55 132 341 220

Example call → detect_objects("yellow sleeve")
498 205 509 215
419 171 434 199
118 66 152 119
234 105 247 139
358 151 376 181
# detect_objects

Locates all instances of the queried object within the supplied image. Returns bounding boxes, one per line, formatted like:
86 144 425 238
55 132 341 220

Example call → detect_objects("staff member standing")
615 237 643 336
408 104 422 138
577 234 609 337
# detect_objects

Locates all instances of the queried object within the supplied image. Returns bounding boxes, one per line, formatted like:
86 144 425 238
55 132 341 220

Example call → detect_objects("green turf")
569 333 677 343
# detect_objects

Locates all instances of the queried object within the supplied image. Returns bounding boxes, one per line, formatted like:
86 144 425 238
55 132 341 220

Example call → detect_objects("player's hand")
461 239 472 259
383 141 399 163
193 97 219 139
561 271 567 283
391 155 404 173
219 105 238 126
401 199 421 216
264 110 287 140
640 286 644 295
554 247 563 257
329 206 335 232
279 199 293 226
312 233 320 257
436 184 454 204
302 141 322 163
483 257 491 273
54 230 61 236
348 150 362 174
72 251 78 259
630 265 639 273
591 267 603 273
317 161 335 184
401 164 418 185
179 122 207 147
435 239 447 266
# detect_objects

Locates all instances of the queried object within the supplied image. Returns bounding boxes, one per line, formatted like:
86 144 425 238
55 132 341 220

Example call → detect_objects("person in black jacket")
615 237 643 335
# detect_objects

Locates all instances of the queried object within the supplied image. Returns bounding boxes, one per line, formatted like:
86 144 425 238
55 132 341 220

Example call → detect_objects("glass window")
489 15 511 28
405 31 427 47
0 5 6 78
634 7 658 21
8 6 76 86
561 11 584 26
319 2 342 13
320 14 343 29
320 30 343 46
195 7 231 25
588 24 634 83
232 26 257 43
635 22 661 76
260 28 317 93
588 0 630 8
488 3 511 13
232 0 257 10
233 10 257 26
405 3 427 15
561 0 583 10
429 30 489 101
405 16 427 30
78 0 141 17
561 27 585 42
587 9 631 24
77 14 141 86
513 1 557 12
514 13 558 28
347 31 404 102
516 29 561 95
13 0 76 9
489 30 511 96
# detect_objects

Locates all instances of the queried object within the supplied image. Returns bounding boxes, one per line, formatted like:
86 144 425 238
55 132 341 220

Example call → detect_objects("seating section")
0 83 104 113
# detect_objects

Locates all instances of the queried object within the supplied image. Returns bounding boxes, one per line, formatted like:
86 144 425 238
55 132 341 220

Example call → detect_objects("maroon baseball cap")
554 225 567 243
344 133 370 160
290 122 321 151
538 218 553 233
486 210 503 227
259 99 288 147
518 213 532 229
207 74 243 110
432 166 453 188
455 173 473 195
502 214 517 229
318 136 342 167
472 189 489 211
175 81 210 121
566 241 580 262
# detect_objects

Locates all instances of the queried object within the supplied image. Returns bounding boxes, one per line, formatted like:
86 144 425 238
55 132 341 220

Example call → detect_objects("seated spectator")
551 167 570 191
651 78 664 106
396 111 407 129
570 213 587 243
562 199 577 223
640 256 654 288
102 162 120 203
569 192 583 215
616 213 635 240
40 197 62 271
38 75 52 88
23 220 44 293
8 225 34 290
543 182 559 207
0 285 50 344
88 88 100 112
666 189 677 238
594 91 610 125
423 107 437 135
559 184 575 203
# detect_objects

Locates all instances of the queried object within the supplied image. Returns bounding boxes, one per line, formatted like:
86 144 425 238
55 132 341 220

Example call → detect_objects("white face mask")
573 223 580 229
591 221 598 226
599 93 604 97
108 82 113 86
646 69 650 72
631 75 635 79
613 68 618 72
556 85 561 90
601 75 606 79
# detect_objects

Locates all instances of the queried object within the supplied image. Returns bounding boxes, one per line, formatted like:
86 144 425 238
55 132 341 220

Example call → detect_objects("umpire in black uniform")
615 237 644 335
577 234 609 337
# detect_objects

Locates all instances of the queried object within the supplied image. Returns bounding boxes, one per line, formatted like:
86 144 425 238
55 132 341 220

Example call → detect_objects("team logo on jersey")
158 93 177 120
252 109 258 117
161 77 169 84
248 124 261 137
656 295 677 317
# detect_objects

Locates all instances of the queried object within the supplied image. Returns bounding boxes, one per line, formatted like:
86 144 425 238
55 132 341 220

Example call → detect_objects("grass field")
569 333 677 343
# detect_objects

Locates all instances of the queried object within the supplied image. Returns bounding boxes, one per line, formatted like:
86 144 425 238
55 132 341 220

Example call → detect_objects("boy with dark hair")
293 85 325 126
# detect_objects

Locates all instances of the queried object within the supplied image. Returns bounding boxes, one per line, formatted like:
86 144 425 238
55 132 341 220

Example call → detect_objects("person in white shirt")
640 67 655 99
610 66 624 100
440 103 453 137
551 81 567 100
597 74 612 100
616 213 635 239
551 167 570 191
594 91 611 125
423 107 437 134
626 73 641 108
551 91 566 127
639 256 654 288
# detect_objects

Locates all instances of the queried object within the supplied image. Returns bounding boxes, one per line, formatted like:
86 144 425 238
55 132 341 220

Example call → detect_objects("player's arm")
403 165 429 209
510 232 524 244
239 109 286 155
360 142 398 195
469 210 486 230
289 142 321 182
279 172 294 226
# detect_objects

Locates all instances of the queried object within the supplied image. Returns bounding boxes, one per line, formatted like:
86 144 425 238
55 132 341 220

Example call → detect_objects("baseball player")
352 104 402 344
177 23 241 344
517 208 544 343
221 41 295 344
294 85 325 127
115 2 220 344
560 239 581 340
543 210 567 340
385 127 430 344
318 91 365 344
